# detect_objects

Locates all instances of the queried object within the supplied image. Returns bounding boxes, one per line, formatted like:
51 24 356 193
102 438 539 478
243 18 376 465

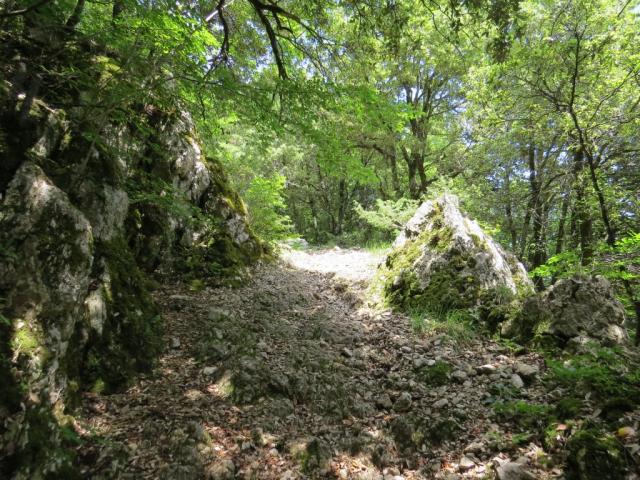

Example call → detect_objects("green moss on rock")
416 360 452 386
377 195 533 332
566 429 629 480
82 236 162 391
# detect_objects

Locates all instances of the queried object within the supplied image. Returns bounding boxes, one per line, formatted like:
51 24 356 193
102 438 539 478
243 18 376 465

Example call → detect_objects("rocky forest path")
77 248 551 480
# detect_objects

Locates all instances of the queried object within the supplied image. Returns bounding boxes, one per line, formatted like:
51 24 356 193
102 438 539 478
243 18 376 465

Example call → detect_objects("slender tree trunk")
572 147 593 264
65 0 86 30
416 152 428 197
526 144 547 288
503 167 518 250
402 146 420 199
336 179 347 235
569 202 578 249
520 144 537 259
586 154 616 245
112 0 124 22
308 197 319 243
387 152 401 198
555 191 570 255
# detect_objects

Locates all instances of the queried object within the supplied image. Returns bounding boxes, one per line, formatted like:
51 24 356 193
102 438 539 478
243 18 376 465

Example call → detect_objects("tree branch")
1 0 52 18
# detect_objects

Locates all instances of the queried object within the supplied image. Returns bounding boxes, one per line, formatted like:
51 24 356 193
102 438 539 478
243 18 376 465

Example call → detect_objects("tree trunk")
525 144 547 288
336 179 347 235
586 154 616 245
402 146 420 199
112 0 124 21
388 152 401 197
416 152 428 197
503 167 518 250
572 147 593 264
65 0 86 30
555 191 570 255
520 144 537 259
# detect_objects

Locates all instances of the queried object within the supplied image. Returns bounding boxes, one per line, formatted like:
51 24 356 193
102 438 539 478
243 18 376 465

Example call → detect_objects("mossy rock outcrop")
566 429 631 480
0 52 262 477
377 194 533 326
502 275 629 348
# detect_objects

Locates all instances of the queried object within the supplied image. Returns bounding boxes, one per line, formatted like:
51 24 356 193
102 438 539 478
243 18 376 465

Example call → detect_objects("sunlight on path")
280 246 387 282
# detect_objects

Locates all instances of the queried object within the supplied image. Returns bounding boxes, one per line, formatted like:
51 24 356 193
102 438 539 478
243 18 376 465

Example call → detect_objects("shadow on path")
77 255 546 479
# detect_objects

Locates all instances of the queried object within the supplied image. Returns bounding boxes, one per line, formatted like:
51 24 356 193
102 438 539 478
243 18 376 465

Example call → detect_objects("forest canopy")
1 0 638 302
2 1 640 478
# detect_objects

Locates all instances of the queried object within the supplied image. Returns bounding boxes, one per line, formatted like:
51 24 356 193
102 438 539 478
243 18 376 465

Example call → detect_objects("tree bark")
555 191 570 255
586 154 616 245
65 0 85 30
572 147 593 264
112 0 124 22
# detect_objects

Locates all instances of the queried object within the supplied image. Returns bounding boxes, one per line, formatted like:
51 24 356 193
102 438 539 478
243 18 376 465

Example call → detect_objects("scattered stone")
394 392 412 412
376 393 393 410
510 374 524 389
434 398 449 409
201 363 220 379
169 294 192 300
208 307 230 322
205 459 235 480
464 442 484 454
413 357 428 368
341 347 354 358
514 362 539 380
476 364 496 374
459 455 476 471
495 462 535 480
452 370 468 382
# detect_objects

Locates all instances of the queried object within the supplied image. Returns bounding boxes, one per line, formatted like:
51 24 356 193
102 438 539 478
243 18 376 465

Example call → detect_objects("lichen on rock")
503 274 629 347
0 76 262 477
376 194 533 327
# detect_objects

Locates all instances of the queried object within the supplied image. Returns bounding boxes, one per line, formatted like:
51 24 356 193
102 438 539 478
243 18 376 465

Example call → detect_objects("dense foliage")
1 1 639 477
2 0 637 329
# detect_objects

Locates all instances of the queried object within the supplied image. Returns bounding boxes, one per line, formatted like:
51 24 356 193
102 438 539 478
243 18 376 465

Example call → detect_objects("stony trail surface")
280 246 385 283
77 248 557 479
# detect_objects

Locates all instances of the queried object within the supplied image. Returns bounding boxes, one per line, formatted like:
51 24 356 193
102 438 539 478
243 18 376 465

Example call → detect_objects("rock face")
503 275 628 347
0 68 261 476
379 194 533 324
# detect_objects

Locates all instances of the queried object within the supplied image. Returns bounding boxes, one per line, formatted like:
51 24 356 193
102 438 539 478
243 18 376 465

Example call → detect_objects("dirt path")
77 250 552 479
280 247 385 283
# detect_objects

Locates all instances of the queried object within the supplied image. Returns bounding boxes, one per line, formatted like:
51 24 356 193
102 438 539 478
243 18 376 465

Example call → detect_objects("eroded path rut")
77 248 550 479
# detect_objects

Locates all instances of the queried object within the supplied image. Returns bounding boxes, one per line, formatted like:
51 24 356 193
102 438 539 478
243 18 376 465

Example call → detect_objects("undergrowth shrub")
544 347 640 406
354 198 419 235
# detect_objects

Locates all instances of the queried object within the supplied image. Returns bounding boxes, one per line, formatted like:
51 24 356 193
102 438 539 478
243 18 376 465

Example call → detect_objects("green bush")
545 348 640 405
353 198 419 234
416 360 452 386
244 175 292 244
493 400 552 429
566 429 630 480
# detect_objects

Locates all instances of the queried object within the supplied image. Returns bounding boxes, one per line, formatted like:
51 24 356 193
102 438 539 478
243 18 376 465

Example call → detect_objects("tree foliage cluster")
1 0 638 320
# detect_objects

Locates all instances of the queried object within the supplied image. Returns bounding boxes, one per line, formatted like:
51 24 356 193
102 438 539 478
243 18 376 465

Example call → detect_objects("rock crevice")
0 76 261 476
